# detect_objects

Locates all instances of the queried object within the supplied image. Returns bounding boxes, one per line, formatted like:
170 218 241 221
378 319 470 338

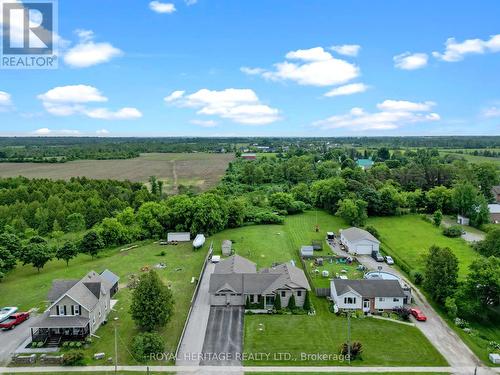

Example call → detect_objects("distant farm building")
241 153 257 160
356 158 374 170
488 204 500 224
167 232 191 242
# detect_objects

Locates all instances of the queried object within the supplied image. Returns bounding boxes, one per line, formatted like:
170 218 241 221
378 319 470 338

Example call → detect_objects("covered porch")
30 313 90 346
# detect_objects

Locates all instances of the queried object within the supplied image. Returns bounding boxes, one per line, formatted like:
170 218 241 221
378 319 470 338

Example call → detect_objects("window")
393 298 399 302
57 305 66 316
92 316 96 325
281 291 286 298
379 297 385 302
250 295 255 303
75 305 80 315
344 297 356 304
297 291 302 297
98 309 102 318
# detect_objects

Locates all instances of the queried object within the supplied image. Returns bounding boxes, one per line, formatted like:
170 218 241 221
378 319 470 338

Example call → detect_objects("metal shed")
300 245 314 258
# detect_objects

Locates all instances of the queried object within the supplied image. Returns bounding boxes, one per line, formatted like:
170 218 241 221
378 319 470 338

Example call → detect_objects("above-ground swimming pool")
364 270 401 281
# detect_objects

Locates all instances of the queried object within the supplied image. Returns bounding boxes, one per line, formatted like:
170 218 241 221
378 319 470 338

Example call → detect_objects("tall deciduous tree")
130 270 174 331
336 198 368 227
423 245 459 303
80 230 104 259
56 241 78 266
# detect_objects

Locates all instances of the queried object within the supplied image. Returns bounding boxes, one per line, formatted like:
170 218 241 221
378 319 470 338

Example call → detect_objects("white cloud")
33 128 81 136
433 34 500 62
85 107 142 120
190 119 218 127
482 106 500 118
330 44 361 57
313 100 440 131
240 67 266 75
377 99 435 112
185 0 197 5
0 91 12 110
164 90 185 102
64 29 122 68
243 46 359 87
149 1 176 14
96 129 110 135
38 85 142 120
393 52 428 70
324 83 369 97
165 88 281 125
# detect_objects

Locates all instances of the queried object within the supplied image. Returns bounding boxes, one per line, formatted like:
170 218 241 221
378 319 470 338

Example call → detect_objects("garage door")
356 244 373 255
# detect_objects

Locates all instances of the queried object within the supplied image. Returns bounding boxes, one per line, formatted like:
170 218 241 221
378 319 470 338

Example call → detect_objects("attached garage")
340 227 380 255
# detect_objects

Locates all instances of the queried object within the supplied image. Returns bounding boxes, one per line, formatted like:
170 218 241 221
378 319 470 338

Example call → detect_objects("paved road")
1 364 499 374
0 314 42 366
201 306 244 366
176 262 215 366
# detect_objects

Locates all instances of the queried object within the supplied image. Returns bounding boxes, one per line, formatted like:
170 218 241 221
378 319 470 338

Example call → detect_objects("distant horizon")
1 1 500 137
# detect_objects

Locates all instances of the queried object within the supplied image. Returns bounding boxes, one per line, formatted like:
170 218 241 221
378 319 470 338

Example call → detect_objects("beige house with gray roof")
209 255 310 309
31 270 119 346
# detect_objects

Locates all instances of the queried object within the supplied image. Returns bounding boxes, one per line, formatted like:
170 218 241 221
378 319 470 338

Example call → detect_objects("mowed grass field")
366 215 480 278
209 211 447 366
0 152 234 194
0 240 207 365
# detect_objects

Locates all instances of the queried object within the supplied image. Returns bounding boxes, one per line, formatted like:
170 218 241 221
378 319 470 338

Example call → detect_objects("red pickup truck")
0 312 30 330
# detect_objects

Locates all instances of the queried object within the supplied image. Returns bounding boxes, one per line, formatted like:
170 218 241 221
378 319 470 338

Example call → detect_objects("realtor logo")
1 1 58 69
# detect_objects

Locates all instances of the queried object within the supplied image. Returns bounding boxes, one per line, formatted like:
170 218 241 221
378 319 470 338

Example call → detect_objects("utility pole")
114 325 118 374
347 311 351 365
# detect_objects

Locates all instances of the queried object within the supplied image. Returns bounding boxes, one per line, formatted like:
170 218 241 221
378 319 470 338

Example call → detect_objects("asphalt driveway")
200 306 244 366
0 313 42 366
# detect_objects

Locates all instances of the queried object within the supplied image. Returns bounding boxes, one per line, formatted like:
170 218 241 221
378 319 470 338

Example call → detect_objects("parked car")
410 308 427 321
385 256 394 265
371 251 384 262
0 312 30 330
0 306 18 323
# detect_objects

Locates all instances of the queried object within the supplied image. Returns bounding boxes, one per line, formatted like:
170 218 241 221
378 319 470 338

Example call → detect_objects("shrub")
303 291 311 312
411 270 424 285
273 294 281 310
63 350 85 366
287 294 296 310
37 341 44 348
131 332 165 362
392 307 411 321
445 297 458 318
339 341 363 359
443 225 462 238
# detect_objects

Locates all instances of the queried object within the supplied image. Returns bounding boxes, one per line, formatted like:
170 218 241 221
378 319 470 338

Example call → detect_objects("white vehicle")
0 307 18 323
211 255 221 263
193 234 206 249
385 256 394 265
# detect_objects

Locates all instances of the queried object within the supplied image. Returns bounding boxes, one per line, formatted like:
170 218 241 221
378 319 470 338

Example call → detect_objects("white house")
340 227 380 255
331 279 405 314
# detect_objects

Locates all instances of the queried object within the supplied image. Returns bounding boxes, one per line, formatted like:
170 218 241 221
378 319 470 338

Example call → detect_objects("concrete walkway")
176 262 215 366
1 364 499 374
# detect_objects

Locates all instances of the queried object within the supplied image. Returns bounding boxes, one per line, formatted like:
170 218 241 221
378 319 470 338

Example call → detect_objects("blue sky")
0 0 500 136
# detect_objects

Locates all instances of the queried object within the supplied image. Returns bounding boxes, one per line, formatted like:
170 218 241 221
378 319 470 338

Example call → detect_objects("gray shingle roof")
341 227 380 244
209 256 310 294
492 185 500 195
100 269 120 286
214 255 257 274
47 280 78 302
333 279 405 298
32 312 89 329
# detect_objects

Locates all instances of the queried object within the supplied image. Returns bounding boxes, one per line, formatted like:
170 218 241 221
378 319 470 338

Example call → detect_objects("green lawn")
366 215 480 278
0 241 207 365
244 296 447 366
305 259 365 289
208 211 446 367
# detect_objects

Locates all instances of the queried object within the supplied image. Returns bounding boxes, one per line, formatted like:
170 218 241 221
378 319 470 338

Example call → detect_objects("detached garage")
340 227 380 255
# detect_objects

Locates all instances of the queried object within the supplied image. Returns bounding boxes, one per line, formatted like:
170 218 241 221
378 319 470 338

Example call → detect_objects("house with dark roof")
209 255 310 309
340 227 380 255
31 270 119 345
331 279 405 314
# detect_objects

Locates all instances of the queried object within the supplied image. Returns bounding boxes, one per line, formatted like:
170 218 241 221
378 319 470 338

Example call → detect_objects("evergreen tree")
273 293 281 310
287 294 296 310
303 290 311 312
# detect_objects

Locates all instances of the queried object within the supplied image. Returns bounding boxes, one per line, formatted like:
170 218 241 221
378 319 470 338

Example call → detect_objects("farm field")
438 151 500 166
209 212 446 367
366 214 480 278
0 241 207 365
0 152 234 194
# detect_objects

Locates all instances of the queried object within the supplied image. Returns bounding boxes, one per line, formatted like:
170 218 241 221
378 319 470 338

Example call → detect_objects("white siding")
340 235 379 255
374 296 403 310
